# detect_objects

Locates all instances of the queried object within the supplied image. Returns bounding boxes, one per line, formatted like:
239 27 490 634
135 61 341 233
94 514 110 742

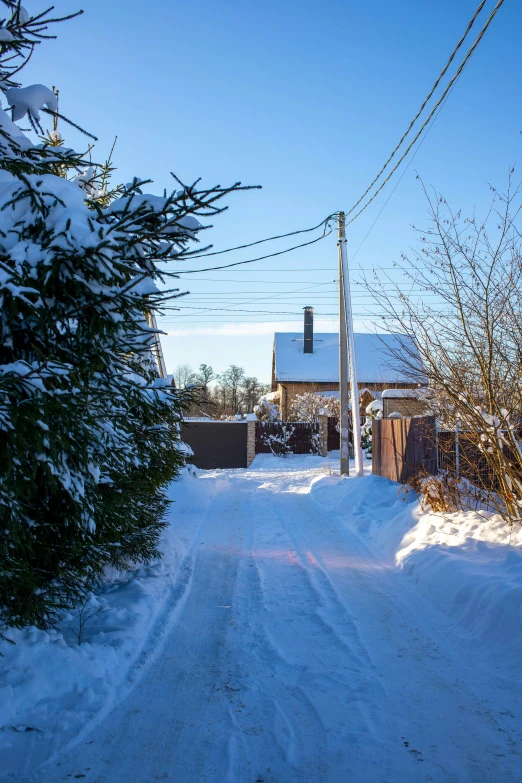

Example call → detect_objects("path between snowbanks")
7 453 522 782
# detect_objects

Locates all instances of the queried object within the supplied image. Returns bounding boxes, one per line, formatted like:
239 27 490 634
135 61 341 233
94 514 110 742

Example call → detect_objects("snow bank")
310 472 522 660
0 467 217 780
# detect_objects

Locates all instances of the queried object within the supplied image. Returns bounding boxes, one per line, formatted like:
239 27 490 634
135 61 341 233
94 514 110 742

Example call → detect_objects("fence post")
455 421 460 477
247 421 256 466
435 419 440 475
318 415 328 457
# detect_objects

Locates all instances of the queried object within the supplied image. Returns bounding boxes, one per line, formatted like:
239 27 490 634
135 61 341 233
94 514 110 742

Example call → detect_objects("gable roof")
273 332 417 384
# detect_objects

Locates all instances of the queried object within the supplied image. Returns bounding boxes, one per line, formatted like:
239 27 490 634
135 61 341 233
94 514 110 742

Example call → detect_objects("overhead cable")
346 0 488 218
184 215 337 260
346 0 505 226
175 221 334 274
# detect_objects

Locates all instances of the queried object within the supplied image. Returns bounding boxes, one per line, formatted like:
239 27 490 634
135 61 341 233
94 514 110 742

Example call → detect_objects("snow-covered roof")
382 388 422 398
274 332 418 384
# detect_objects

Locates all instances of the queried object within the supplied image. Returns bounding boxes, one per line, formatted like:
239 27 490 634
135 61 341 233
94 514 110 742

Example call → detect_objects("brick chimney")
303 306 314 354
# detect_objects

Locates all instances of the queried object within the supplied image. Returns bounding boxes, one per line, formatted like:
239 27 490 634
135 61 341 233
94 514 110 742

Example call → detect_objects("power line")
175 267 420 275
158 5 503 333
175 225 333 274
175 289 442 295
349 85 456 263
159 317 402 324
169 284 443 317
183 215 336 260
161 306 449 319
346 0 505 226
170 280 340 319
163 6 502 291
172 296 439 300
346 0 488 219
160 315 390 321
176 277 337 284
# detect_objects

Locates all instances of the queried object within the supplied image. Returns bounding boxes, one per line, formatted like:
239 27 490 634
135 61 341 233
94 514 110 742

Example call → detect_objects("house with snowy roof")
271 307 423 419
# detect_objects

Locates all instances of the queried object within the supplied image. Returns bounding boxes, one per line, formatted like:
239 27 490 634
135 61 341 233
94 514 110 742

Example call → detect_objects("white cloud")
163 319 338 337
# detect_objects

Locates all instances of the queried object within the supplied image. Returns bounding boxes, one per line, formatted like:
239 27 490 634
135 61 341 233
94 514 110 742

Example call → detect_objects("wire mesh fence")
437 429 505 492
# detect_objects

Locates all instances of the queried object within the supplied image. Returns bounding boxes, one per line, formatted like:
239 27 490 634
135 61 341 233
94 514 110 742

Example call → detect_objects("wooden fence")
372 416 518 491
372 416 437 483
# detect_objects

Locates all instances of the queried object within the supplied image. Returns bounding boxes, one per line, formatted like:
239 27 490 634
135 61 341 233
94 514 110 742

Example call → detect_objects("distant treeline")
174 363 269 418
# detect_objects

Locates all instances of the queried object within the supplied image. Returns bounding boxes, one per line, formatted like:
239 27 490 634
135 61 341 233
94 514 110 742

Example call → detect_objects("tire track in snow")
247 480 402 782
284 469 522 781
35 480 251 783
27 460 522 782
223 494 330 783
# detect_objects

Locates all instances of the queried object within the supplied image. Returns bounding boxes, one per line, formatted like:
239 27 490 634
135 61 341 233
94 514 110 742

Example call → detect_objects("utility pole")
338 212 364 477
338 220 350 476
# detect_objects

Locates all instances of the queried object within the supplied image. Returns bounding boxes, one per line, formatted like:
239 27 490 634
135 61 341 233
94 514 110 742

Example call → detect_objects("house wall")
277 381 413 420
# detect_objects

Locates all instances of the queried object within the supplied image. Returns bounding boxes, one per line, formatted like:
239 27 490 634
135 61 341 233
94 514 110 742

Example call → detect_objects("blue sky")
21 0 522 382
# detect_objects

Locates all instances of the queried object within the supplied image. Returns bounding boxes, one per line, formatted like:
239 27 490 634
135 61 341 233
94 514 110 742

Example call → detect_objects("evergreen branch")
41 108 98 141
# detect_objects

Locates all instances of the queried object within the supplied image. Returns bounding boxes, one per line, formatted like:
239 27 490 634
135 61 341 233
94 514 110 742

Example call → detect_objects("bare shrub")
363 174 522 524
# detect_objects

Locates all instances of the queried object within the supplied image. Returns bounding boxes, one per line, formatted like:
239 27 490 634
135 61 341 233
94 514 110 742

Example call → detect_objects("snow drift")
310 471 522 661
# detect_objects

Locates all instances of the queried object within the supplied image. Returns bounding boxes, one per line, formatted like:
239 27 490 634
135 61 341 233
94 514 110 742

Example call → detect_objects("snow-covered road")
34 458 522 782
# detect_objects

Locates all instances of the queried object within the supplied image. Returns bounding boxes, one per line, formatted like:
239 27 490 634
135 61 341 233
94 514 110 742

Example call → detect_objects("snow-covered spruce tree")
0 3 253 628
361 399 383 458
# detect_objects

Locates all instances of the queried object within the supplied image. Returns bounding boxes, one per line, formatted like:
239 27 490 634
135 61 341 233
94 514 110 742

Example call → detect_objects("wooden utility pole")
338 211 364 477
338 217 350 475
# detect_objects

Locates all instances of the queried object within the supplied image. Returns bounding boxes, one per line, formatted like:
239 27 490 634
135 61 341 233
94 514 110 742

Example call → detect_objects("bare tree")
218 365 245 415
363 174 522 524
174 363 195 389
188 363 216 415
241 376 269 412
68 597 104 645
194 363 215 396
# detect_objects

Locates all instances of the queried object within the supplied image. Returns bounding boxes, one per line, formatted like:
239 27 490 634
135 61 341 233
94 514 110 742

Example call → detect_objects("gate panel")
181 422 247 469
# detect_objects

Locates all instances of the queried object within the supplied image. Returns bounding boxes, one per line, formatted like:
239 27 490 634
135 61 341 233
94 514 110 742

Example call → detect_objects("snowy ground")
2 455 522 781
